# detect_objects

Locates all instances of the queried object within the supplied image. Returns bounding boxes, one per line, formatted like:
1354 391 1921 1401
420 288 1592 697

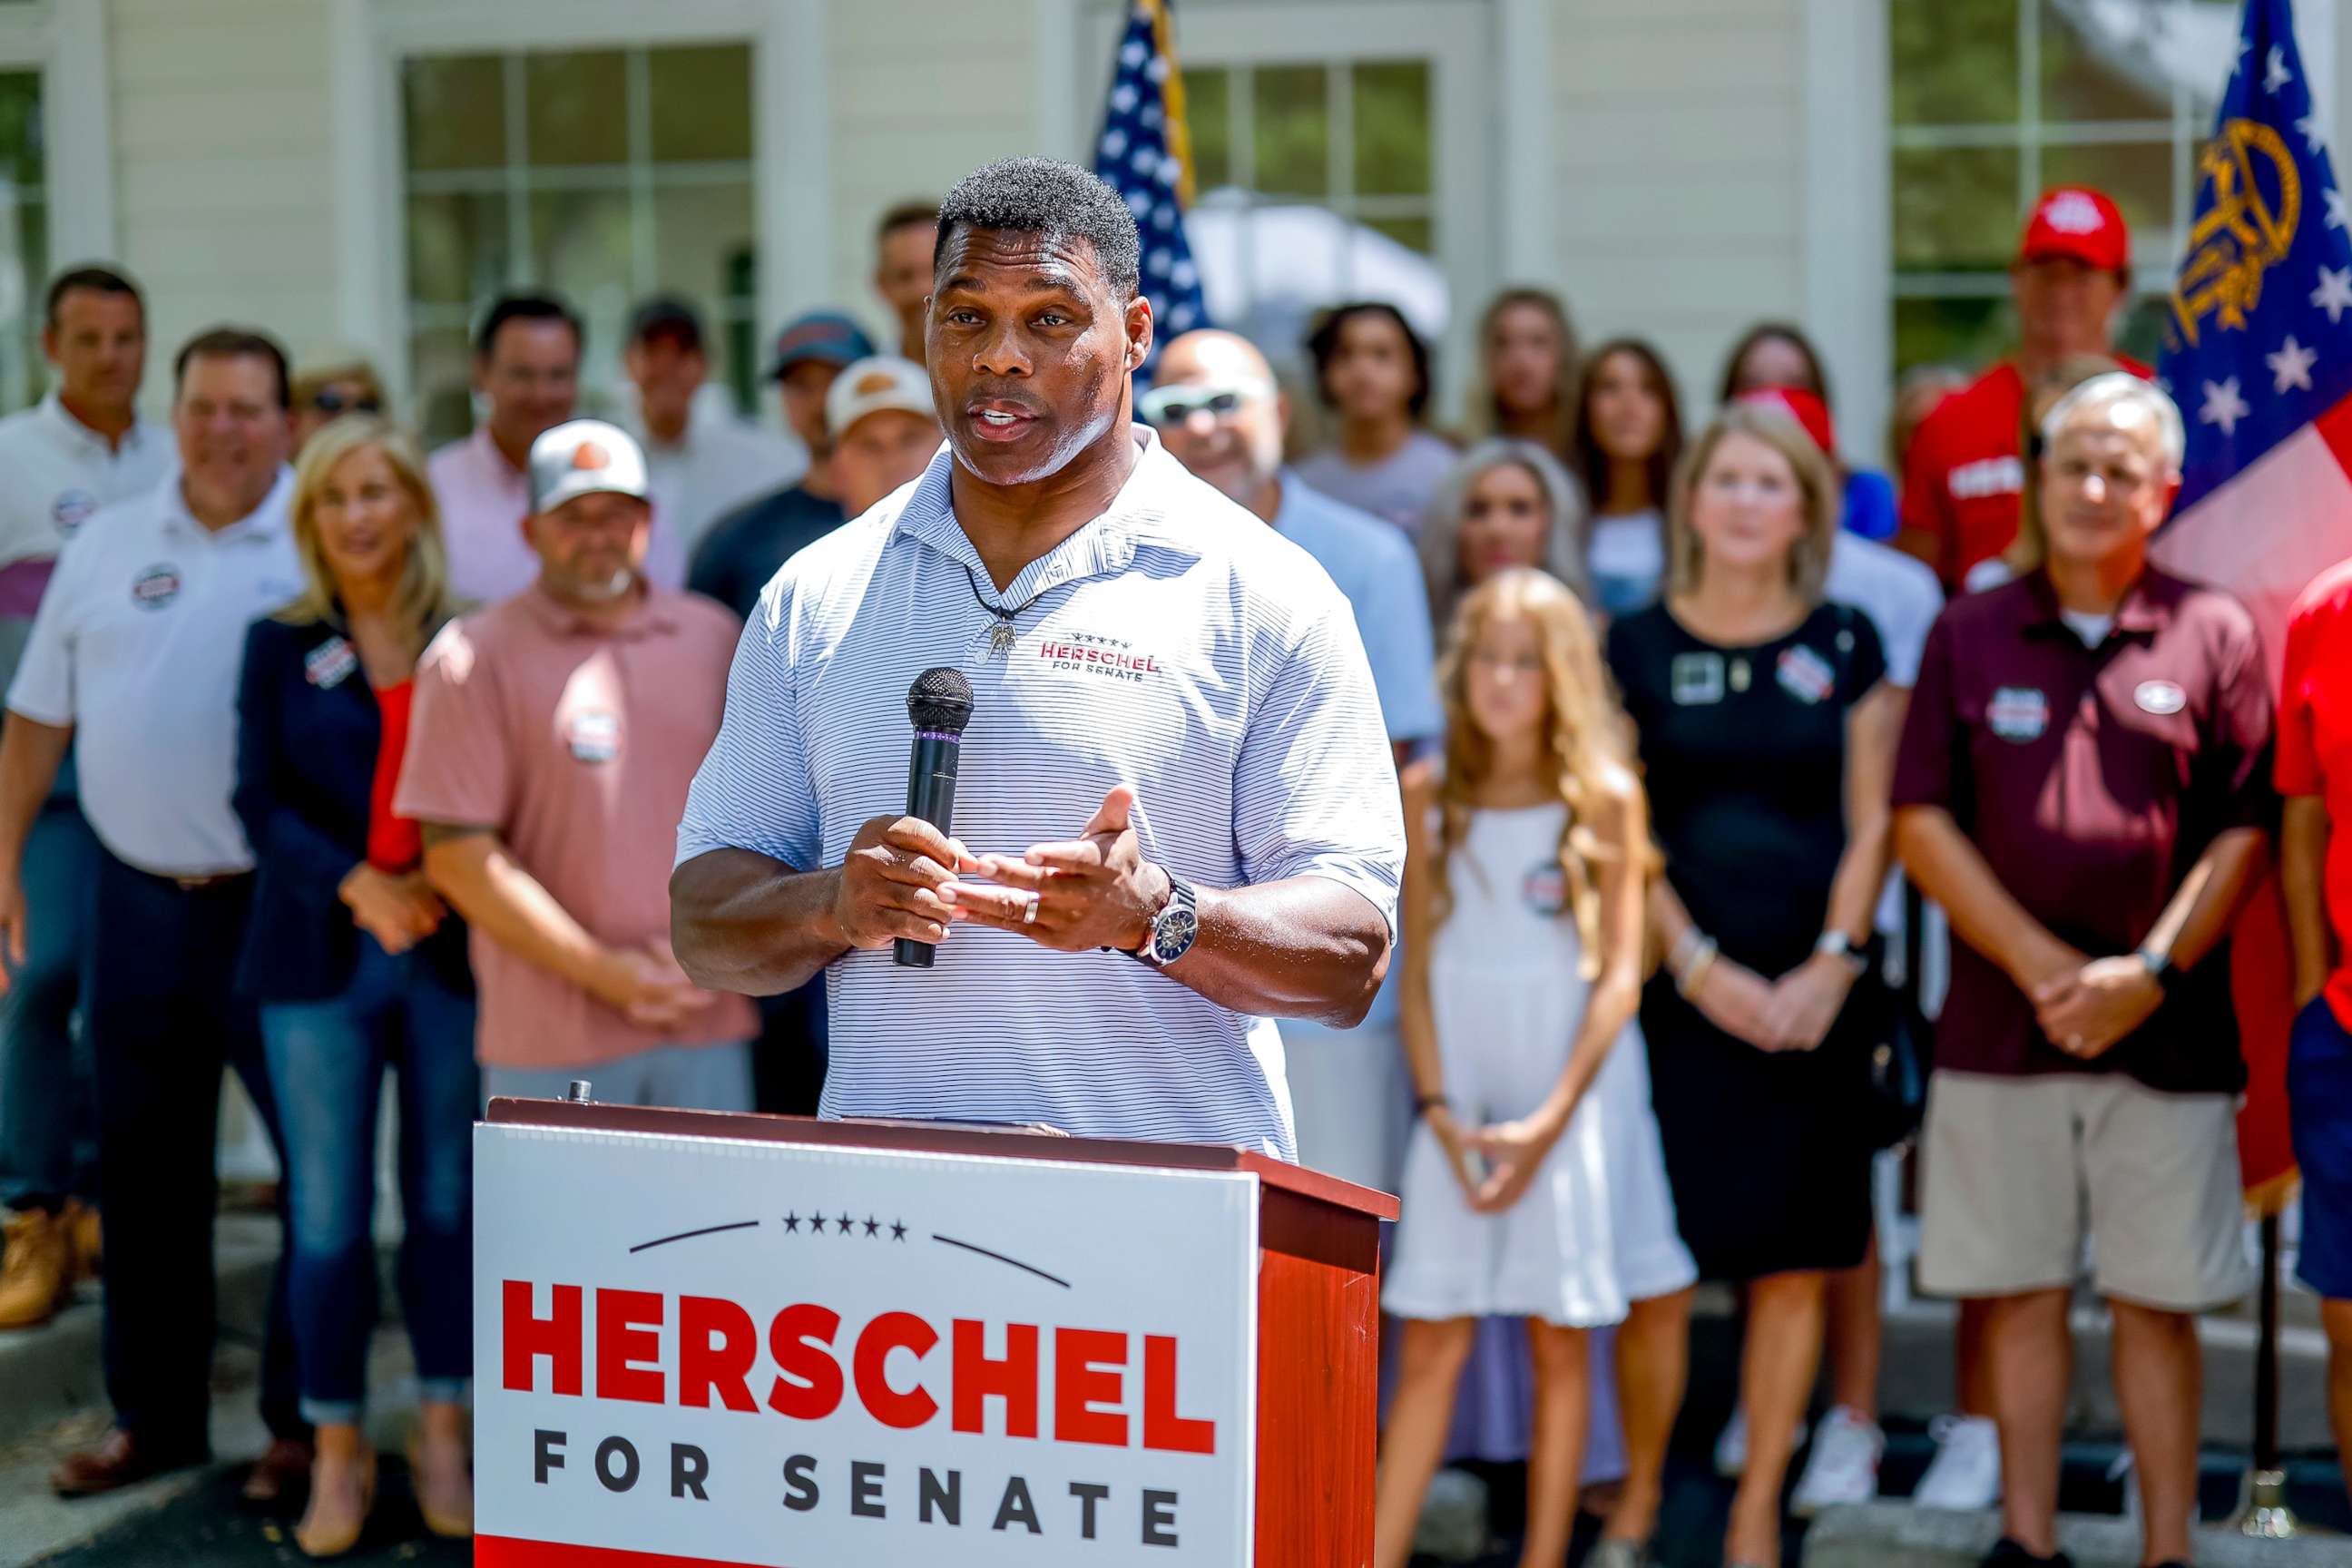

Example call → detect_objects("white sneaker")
1790 1406 1884 1515
1911 1414 2002 1511
1712 1406 1808 1478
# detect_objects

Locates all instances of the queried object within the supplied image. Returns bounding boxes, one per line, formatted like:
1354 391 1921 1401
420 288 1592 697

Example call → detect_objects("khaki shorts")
1918 1069 2254 1311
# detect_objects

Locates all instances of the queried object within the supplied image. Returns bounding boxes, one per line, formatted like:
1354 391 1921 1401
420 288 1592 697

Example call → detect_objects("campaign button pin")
2134 680 2187 716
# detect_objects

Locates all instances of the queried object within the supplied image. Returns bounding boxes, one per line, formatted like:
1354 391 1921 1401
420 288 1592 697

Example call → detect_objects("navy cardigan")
231 614 473 1003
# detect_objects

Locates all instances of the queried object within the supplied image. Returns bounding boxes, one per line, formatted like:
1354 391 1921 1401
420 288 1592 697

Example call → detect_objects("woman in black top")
1603 403 1901 1568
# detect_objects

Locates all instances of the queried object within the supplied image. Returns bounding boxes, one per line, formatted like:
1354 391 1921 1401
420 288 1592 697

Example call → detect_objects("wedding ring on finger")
1023 896 1040 925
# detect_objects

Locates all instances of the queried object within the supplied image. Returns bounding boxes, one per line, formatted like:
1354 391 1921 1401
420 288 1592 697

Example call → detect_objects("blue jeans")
0 792 98 1210
261 943 478 1426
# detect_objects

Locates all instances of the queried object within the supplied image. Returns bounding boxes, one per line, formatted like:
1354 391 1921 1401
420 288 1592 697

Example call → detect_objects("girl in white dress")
1374 567 1696 1568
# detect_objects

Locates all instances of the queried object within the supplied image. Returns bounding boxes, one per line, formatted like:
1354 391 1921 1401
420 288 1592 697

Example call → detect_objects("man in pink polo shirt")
430 294 683 603
397 418 755 1107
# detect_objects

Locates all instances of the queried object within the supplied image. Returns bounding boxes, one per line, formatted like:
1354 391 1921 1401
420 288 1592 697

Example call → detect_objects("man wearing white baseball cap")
395 418 759 1111
826 356 942 518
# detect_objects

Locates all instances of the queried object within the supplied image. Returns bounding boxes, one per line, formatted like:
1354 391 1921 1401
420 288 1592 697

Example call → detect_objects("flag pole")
2234 1210 2298 1537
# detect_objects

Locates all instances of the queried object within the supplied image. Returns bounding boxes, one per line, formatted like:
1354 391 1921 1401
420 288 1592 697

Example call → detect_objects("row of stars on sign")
781 1212 908 1240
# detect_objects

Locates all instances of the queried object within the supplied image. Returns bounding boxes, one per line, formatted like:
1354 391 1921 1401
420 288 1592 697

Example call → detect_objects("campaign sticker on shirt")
1988 685 2050 742
129 564 181 611
50 489 95 534
1523 859 1567 918
564 709 621 764
1670 652 1726 706
304 636 358 690
2134 680 2188 716
1776 644 1837 705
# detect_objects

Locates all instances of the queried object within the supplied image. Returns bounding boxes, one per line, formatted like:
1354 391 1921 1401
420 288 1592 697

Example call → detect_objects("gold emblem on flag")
2171 120 2301 348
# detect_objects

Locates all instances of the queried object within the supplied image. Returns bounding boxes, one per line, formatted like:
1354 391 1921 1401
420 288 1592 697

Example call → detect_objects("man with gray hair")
1890 374 2271 1568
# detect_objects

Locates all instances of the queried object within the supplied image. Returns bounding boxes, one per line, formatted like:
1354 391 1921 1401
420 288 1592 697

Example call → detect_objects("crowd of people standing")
0 160 2340 1568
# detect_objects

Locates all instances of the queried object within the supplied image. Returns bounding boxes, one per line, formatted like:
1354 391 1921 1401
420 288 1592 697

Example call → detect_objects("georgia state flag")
2151 0 2352 1207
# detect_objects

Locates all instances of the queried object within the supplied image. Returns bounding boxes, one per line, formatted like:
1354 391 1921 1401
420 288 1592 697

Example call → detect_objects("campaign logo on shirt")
1523 859 1567 918
50 489 95 534
564 709 621 764
1037 628 1162 685
1670 652 1726 706
1948 456 2024 501
304 636 358 690
1988 685 2050 742
130 564 181 611
1776 644 1837 705
2134 680 2188 716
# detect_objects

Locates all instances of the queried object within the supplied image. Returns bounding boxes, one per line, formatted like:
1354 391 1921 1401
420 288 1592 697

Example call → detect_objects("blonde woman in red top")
233 416 475 1555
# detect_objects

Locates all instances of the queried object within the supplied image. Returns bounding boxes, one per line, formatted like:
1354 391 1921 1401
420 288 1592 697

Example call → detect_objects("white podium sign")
473 1122 1259 1567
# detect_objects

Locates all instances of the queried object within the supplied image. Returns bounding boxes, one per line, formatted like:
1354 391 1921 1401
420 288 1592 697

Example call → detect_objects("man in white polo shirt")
0 328 311 1498
672 158 1404 1157
0 266 172 1328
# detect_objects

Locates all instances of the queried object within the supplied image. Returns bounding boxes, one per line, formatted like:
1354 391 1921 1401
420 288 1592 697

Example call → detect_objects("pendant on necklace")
988 616 1018 658
1730 658 1751 692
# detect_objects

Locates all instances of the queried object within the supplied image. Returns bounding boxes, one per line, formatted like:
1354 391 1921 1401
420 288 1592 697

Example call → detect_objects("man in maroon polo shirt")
1893 374 2271 1568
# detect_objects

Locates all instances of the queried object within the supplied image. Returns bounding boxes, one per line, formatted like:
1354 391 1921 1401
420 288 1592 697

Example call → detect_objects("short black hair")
1718 320 1830 408
627 294 704 354
44 265 142 331
877 199 940 244
475 292 583 359
1307 301 1433 419
934 158 1141 299
173 326 290 409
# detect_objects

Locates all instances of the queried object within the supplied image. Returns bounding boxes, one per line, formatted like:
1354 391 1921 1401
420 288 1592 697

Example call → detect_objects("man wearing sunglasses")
1148 329 1438 766
289 351 386 454
1149 328 1437 1196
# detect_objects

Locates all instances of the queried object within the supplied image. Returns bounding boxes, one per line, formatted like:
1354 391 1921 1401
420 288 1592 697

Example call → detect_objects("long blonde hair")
1664 403 1839 603
1430 567 1652 977
279 415 461 644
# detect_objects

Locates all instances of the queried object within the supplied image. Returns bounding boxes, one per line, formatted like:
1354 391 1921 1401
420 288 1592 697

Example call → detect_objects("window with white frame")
399 44 758 446
0 66 42 416
1085 0 1489 407
1889 0 2238 377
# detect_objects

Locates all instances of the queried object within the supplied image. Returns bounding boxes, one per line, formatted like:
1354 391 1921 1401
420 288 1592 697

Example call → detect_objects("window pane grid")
401 44 757 443
1889 0 2212 368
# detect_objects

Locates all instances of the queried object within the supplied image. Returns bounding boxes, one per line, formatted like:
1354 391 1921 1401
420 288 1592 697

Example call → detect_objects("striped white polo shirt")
677 428 1405 1159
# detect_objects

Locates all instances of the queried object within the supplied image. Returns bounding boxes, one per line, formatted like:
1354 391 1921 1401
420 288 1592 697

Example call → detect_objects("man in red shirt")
1896 186 2151 591
2276 560 2352 1510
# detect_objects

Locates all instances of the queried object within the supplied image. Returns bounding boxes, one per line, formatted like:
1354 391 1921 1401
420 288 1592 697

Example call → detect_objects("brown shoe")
50 1427 208 1497
242 1436 315 1505
0 1206 72 1329
63 1198 100 1279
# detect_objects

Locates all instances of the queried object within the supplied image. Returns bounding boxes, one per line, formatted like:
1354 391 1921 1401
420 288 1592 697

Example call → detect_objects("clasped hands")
2014 937 2161 1060
834 785 1167 957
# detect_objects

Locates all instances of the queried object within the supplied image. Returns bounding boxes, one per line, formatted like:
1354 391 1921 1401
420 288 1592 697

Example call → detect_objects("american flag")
1095 0 1209 368
2151 0 2352 1205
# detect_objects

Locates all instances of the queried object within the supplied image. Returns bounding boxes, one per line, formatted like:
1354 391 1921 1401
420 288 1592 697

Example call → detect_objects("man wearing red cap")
1895 187 2151 591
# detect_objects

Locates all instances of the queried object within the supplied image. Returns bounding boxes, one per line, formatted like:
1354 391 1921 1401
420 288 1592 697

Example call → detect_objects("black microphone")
896 667 975 968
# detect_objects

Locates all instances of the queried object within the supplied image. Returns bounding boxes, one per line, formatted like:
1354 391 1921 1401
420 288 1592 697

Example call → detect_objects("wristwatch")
1130 871 1200 968
2137 946 2180 996
1814 929 1870 975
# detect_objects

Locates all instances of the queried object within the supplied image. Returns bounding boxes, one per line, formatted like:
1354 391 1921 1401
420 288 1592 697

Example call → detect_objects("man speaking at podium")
671 159 1404 1161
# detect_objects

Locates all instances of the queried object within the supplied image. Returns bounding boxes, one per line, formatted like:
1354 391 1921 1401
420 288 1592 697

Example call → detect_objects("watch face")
1152 906 1199 963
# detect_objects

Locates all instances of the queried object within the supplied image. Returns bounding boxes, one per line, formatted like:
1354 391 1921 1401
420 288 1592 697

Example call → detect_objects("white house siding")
1546 0 1806 418
826 0 1048 350
107 0 338 407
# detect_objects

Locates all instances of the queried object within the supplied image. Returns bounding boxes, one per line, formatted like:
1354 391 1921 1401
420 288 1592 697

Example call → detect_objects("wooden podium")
479 1096 1397 1567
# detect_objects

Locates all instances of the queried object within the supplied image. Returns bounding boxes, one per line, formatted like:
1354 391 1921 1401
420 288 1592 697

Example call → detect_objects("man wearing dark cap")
1895 186 2152 590
687 309 877 621
621 295 804 558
